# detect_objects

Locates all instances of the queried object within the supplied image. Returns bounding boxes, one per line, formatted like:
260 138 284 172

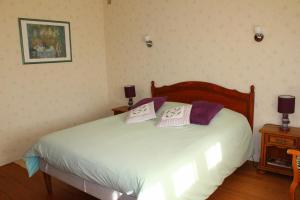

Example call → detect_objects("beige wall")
104 0 300 160
1 0 300 165
0 0 109 166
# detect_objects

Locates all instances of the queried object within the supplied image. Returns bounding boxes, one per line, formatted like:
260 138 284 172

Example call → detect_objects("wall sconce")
254 26 264 42
144 35 153 48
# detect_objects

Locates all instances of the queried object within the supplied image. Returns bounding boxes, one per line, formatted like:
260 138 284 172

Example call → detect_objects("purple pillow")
190 101 224 125
132 96 167 112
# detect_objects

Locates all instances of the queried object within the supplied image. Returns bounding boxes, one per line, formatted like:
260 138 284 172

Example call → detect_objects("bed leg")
43 172 53 194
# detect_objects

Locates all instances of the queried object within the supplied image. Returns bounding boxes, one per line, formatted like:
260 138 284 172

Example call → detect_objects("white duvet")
25 102 253 200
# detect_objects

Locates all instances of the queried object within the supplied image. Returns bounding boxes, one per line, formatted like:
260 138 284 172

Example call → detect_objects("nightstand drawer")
268 136 296 147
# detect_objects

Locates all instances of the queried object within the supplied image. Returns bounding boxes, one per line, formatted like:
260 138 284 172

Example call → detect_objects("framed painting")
18 18 72 64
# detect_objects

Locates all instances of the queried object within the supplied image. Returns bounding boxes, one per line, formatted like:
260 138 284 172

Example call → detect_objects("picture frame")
18 18 72 64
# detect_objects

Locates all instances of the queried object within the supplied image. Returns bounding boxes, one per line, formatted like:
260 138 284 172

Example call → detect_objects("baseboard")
246 160 258 165
14 159 26 168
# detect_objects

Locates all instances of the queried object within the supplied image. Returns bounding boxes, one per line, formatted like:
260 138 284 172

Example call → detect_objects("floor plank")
0 163 97 200
208 162 294 200
0 162 297 200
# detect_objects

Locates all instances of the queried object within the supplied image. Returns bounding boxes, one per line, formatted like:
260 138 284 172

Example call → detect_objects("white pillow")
126 101 156 124
157 105 192 127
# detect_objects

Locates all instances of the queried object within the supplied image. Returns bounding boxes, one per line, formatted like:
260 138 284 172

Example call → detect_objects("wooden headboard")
151 81 255 130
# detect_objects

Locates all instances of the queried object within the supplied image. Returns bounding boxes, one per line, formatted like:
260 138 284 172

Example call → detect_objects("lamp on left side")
124 85 136 109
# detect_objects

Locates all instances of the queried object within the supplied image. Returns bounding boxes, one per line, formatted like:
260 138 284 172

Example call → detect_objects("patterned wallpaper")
104 0 300 160
0 0 108 165
1 0 300 165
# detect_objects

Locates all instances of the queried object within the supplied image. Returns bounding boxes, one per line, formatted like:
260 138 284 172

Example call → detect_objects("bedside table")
258 124 300 176
112 106 129 115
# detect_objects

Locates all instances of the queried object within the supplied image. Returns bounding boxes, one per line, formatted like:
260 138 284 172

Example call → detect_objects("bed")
25 81 255 200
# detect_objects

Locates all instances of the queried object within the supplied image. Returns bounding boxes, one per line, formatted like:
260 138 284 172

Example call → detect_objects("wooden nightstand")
112 106 129 115
258 124 300 176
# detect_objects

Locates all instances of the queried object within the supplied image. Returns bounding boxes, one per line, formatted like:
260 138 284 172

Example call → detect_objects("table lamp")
124 85 136 109
278 95 295 131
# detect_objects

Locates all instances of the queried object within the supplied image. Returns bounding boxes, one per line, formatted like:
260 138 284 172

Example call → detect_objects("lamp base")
280 113 290 132
128 98 133 110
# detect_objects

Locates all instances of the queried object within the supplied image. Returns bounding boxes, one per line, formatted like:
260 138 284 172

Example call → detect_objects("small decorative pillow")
190 101 224 125
126 101 156 124
157 105 192 127
131 96 167 112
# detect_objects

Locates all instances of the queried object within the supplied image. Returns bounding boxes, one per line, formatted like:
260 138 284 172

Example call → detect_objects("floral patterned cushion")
126 101 156 124
157 105 192 127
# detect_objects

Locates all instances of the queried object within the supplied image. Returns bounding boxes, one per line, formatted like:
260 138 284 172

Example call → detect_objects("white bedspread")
25 102 253 200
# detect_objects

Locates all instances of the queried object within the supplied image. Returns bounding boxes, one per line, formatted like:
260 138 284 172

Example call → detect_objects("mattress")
25 102 253 200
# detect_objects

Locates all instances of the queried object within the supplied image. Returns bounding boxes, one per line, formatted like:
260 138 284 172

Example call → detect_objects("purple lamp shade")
278 95 295 114
124 85 136 98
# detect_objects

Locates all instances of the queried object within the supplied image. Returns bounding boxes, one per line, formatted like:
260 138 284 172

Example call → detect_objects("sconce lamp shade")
124 85 136 98
278 95 295 114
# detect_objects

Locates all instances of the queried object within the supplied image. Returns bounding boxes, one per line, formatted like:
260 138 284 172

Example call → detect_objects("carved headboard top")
151 81 255 130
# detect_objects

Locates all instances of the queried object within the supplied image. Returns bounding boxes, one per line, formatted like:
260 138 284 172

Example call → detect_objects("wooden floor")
0 162 297 200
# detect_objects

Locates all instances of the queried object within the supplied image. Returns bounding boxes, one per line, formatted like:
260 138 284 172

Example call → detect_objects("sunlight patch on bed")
138 182 165 200
126 190 134 195
112 191 122 200
205 142 222 170
172 162 198 197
